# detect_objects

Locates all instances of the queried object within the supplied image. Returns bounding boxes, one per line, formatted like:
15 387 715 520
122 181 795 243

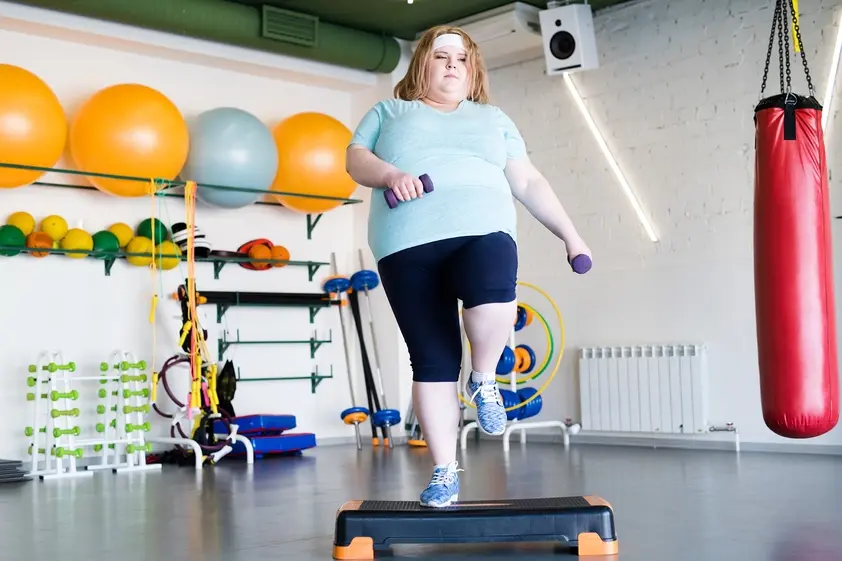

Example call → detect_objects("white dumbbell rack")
25 350 93 480
24 350 161 480
458 303 581 452
85 350 160 474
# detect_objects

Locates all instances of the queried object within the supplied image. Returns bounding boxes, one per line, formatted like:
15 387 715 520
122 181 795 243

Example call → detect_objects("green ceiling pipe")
10 0 401 73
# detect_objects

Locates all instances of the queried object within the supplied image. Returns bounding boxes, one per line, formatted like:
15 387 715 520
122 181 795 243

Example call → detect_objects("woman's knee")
455 232 518 308
412 359 462 383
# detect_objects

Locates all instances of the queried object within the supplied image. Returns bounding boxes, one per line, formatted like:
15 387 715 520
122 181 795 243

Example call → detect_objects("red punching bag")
754 0 839 438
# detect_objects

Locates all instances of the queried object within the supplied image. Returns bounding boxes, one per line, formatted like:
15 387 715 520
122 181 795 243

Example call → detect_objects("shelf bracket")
306 213 323 239
218 334 233 358
309 330 332 358
309 306 324 324
103 258 117 276
217 304 230 323
307 262 323 281
213 261 226 279
310 364 333 393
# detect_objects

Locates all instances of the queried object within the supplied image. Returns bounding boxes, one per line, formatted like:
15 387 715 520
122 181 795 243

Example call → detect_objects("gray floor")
1 441 841 561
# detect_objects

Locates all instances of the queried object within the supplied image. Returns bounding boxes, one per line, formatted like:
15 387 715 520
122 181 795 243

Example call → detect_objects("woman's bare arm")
346 144 424 201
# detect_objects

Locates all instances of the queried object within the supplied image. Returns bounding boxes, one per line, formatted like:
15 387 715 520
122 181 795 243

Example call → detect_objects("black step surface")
334 496 616 550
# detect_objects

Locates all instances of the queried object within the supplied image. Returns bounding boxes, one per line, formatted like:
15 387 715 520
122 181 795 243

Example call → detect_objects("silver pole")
331 252 361 450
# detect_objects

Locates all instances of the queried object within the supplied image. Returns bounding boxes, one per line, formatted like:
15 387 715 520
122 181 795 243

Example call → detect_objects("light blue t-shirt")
349 98 528 262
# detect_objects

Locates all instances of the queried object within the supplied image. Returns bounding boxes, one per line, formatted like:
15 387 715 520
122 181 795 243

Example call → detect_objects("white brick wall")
491 0 842 446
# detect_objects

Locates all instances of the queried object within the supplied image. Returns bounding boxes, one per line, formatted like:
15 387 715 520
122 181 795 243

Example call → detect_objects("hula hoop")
495 303 554 386
459 280 565 414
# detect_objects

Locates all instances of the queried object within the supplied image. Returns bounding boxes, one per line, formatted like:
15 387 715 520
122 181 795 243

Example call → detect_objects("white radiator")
578 344 709 435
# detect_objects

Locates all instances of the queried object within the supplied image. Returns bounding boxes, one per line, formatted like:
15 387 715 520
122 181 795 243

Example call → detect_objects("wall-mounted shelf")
235 364 333 394
0 245 328 280
218 329 332 359
214 301 332 324
0 162 363 239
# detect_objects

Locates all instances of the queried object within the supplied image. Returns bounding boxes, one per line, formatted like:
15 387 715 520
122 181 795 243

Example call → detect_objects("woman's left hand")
565 236 591 259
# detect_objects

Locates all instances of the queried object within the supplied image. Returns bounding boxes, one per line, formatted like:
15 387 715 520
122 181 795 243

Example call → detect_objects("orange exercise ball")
0 64 67 189
69 83 189 197
270 112 356 214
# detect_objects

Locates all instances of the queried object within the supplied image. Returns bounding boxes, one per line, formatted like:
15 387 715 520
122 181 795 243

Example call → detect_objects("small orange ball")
270 245 290 267
26 231 54 258
248 244 272 270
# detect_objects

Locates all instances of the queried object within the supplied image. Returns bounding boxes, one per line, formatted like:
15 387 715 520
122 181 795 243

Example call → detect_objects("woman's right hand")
384 170 425 203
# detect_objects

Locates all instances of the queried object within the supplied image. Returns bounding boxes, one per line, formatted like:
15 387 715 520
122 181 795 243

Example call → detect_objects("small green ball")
91 230 120 259
136 218 169 243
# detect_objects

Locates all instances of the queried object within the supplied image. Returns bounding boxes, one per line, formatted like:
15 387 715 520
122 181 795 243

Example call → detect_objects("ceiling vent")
262 5 319 48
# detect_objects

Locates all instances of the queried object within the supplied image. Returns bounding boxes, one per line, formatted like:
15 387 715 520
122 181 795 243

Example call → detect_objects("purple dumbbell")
568 254 592 274
384 174 434 209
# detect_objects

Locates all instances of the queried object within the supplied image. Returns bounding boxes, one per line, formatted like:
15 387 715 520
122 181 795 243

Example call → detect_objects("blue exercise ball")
181 107 278 209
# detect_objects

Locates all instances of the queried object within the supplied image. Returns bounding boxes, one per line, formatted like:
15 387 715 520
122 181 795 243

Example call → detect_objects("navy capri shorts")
376 231 518 383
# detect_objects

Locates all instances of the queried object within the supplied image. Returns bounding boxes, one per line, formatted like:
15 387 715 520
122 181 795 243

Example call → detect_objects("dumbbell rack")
85 351 160 474
24 350 160 480
25 350 93 480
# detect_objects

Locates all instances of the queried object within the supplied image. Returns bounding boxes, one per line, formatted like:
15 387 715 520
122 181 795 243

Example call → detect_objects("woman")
345 25 591 507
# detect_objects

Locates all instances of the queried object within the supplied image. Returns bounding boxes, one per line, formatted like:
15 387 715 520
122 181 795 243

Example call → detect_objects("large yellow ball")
270 112 357 214
69 84 189 197
0 64 67 189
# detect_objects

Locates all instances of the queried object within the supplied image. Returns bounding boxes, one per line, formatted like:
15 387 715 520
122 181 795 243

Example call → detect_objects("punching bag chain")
760 0 815 99
787 0 814 94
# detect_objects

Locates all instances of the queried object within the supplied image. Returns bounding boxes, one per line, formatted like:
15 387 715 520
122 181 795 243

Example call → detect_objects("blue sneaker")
465 376 508 436
420 461 461 508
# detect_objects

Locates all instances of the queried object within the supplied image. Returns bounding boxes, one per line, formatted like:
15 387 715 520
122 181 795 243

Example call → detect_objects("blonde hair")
393 25 490 104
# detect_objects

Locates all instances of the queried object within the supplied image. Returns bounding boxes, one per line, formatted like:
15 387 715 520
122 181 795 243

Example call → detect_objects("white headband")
433 33 465 50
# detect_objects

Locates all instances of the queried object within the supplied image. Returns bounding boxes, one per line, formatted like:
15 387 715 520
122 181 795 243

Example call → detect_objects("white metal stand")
147 373 254 470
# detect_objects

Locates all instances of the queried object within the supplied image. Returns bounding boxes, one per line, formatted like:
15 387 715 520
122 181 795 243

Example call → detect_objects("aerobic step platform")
333 495 618 559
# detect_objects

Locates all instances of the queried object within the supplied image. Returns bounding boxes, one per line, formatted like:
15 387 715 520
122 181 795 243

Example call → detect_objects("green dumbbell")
25 426 46 437
119 360 147 371
126 422 151 433
27 392 48 401
53 426 81 438
122 405 150 414
50 389 79 401
47 362 76 373
27 445 46 455
120 374 147 383
93 444 116 452
123 388 150 399
95 420 117 433
126 443 152 454
98 389 119 399
54 447 83 459
51 408 80 418
97 405 118 414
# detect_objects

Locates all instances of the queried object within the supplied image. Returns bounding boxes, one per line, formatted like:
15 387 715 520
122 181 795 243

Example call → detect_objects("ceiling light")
822 10 842 132
563 72 659 243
